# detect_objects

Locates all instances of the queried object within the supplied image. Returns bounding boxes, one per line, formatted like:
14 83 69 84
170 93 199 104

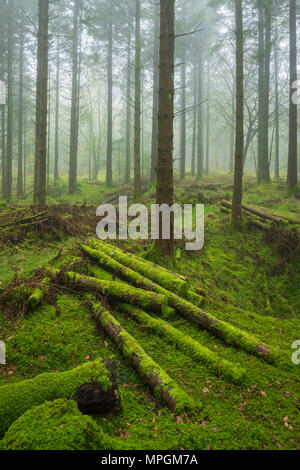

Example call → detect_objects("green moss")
0 358 112 438
28 288 44 309
0 399 115 450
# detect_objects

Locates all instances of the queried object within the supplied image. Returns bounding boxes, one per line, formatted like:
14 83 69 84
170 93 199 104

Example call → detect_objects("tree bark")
261 0 271 182
1 58 6 198
179 55 186 179
54 39 60 183
274 33 279 182
17 27 24 197
134 0 142 200
257 2 265 183
155 0 175 257
69 0 80 194
205 59 210 176
150 2 159 182
287 0 297 188
191 55 198 177
125 31 131 184
34 0 49 208
6 0 14 201
106 8 113 186
232 0 244 223
197 45 204 179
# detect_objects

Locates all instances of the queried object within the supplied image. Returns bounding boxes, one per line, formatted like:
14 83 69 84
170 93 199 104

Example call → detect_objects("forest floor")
0 174 300 450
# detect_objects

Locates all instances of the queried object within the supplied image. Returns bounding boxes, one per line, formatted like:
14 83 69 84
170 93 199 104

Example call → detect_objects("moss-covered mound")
0 358 113 438
0 399 113 451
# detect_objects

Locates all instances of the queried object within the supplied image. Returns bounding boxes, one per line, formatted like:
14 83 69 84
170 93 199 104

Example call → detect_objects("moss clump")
0 358 112 438
120 304 246 383
28 288 44 309
0 399 114 450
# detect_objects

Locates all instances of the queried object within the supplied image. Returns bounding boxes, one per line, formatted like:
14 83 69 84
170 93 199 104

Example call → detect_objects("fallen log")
220 204 270 231
221 200 295 226
0 358 120 439
81 244 204 308
0 212 47 229
120 304 246 383
47 268 173 317
83 244 281 365
89 300 197 412
89 239 189 298
88 239 203 305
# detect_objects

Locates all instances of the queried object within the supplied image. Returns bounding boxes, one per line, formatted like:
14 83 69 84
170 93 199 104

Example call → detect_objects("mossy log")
87 240 204 305
0 358 118 438
221 200 290 225
119 304 246 383
89 300 197 412
47 268 173 316
82 244 202 307
89 239 189 297
220 204 270 231
82 245 281 365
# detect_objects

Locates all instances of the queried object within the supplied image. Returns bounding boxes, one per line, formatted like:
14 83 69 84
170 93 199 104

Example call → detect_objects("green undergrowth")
0 176 300 449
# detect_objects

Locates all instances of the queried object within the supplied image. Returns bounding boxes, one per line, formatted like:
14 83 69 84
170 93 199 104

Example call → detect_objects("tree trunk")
150 2 159 182
197 46 204 179
274 34 279 182
17 27 24 197
125 31 131 184
180 56 186 179
261 0 271 182
1 58 6 198
287 0 297 188
69 0 79 194
34 0 49 208
134 0 142 200
191 55 197 177
6 0 14 201
23 113 27 194
232 0 244 224
54 39 60 183
106 10 113 186
205 59 210 176
229 82 235 173
155 0 175 257
257 2 265 183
